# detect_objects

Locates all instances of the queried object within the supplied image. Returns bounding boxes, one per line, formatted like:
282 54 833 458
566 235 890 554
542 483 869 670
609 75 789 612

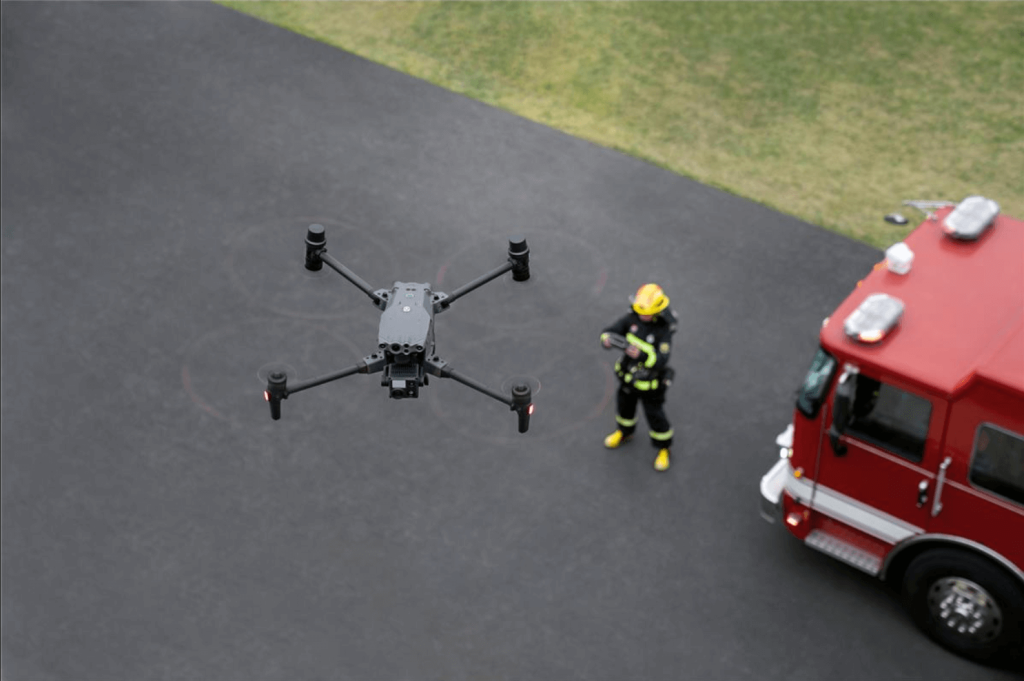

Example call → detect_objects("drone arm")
426 358 512 406
434 237 529 312
304 224 385 309
285 363 363 395
320 252 386 309
425 357 533 433
264 353 386 420
439 261 513 310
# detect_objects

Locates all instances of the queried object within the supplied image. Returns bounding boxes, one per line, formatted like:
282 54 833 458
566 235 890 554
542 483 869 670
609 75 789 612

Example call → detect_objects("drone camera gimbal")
264 224 534 432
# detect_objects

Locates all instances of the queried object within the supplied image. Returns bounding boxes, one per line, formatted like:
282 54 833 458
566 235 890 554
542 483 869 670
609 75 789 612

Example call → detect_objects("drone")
262 224 534 433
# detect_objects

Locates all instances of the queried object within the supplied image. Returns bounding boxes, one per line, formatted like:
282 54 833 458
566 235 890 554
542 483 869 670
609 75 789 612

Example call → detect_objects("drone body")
376 281 435 399
263 225 534 431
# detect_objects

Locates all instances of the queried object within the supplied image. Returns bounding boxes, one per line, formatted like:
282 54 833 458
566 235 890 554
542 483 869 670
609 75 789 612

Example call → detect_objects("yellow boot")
654 448 671 471
604 430 632 449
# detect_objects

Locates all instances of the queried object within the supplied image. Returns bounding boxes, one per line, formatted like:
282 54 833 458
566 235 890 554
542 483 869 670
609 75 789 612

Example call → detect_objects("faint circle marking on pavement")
181 318 365 426
226 216 397 320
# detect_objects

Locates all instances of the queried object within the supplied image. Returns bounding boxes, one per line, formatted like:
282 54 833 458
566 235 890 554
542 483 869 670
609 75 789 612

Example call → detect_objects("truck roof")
821 202 1024 398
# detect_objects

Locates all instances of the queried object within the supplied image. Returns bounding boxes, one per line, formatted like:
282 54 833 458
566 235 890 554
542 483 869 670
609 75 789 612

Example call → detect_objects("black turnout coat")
601 307 677 391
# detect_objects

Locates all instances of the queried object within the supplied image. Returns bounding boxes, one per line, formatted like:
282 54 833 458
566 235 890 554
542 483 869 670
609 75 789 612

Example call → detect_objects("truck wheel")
903 548 1024 666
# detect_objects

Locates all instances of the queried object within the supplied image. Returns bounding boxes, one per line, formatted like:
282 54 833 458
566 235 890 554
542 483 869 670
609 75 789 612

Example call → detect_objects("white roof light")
844 293 904 344
943 196 999 240
885 242 914 275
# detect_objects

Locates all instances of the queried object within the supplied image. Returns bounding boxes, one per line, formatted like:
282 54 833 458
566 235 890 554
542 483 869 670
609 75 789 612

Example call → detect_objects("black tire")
902 548 1024 667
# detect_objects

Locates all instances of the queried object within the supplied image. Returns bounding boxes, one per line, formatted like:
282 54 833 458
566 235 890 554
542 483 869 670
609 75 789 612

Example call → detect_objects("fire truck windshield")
796 347 837 418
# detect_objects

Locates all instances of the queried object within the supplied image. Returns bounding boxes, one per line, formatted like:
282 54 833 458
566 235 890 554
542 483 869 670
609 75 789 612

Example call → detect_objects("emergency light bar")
943 196 999 241
844 293 904 344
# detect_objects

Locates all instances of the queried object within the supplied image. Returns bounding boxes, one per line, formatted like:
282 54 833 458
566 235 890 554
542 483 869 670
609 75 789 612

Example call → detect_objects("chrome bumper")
760 457 789 523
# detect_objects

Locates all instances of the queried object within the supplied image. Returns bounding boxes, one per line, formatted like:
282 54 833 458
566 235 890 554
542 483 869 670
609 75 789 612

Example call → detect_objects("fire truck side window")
796 347 837 418
845 376 932 462
969 424 1024 506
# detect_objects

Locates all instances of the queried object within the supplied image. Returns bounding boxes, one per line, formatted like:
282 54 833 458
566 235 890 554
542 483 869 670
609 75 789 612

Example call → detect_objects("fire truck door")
814 372 942 544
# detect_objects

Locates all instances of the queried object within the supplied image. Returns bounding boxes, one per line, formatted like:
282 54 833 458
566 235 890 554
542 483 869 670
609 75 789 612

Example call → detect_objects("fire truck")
760 196 1024 667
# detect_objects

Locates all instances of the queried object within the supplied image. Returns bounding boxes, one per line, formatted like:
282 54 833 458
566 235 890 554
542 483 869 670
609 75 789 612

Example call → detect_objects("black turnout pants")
616 385 673 449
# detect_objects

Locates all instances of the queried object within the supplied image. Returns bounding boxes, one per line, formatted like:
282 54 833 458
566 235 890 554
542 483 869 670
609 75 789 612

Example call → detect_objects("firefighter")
600 283 677 471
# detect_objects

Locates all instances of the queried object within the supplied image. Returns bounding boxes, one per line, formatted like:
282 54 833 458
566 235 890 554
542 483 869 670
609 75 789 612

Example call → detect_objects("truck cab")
761 197 1024 667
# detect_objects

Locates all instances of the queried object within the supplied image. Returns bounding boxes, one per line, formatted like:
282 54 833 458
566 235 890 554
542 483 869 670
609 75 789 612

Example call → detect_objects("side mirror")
827 368 855 456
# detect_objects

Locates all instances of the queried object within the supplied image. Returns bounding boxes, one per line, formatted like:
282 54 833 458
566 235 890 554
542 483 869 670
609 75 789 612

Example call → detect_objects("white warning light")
885 242 914 275
844 293 904 344
943 196 999 241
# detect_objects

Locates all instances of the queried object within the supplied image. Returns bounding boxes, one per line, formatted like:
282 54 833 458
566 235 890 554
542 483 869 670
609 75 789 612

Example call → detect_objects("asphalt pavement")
1 3 1013 680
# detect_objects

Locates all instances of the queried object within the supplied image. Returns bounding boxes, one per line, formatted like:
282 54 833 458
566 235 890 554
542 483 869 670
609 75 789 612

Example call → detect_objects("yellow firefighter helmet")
631 283 669 316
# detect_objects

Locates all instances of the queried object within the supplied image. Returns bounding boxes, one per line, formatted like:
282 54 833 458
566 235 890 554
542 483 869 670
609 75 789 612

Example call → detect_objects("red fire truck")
760 196 1024 667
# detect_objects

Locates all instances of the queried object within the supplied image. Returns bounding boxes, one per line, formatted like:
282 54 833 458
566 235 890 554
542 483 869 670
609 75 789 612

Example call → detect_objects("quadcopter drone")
262 224 534 432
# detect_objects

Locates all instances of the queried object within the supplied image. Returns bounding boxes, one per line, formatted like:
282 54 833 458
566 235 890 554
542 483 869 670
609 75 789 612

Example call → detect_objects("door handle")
932 457 953 517
916 480 929 508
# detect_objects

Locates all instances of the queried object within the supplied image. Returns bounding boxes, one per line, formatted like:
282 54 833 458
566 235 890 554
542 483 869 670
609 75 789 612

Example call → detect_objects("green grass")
219 1 1024 249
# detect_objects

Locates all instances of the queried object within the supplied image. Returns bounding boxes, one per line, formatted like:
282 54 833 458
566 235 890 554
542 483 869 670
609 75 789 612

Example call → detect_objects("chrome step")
805 530 882 576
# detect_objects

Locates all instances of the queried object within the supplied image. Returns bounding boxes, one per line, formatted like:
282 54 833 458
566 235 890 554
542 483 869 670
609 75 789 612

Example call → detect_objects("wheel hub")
927 577 1002 642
